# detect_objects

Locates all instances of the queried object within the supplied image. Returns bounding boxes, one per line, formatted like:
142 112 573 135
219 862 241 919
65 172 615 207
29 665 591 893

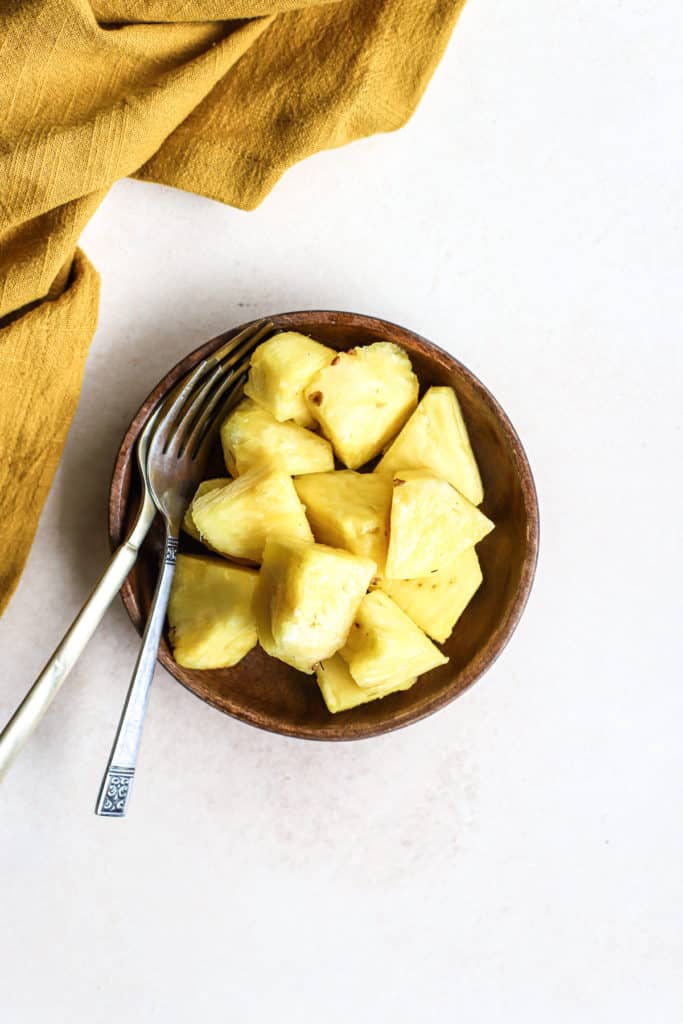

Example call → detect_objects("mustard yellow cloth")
0 0 465 614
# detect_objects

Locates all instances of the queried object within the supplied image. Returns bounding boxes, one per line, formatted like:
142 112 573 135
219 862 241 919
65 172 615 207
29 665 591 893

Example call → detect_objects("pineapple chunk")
182 478 229 541
316 654 416 714
340 590 448 689
220 398 334 477
191 467 313 564
167 554 258 669
385 470 494 579
377 547 483 643
254 535 376 673
294 470 392 570
244 331 336 427
304 342 418 469
376 386 484 505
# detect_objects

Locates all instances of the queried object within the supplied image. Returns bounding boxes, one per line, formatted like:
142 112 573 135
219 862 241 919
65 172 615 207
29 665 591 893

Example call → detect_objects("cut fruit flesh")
254 535 376 673
340 590 448 690
384 469 494 579
376 386 484 505
316 654 416 713
220 398 333 477
244 331 336 428
190 466 312 564
168 554 258 669
294 470 392 571
304 342 418 469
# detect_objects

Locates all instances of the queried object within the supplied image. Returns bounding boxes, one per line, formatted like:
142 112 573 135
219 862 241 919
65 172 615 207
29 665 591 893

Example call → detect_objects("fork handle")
0 506 156 782
95 529 179 818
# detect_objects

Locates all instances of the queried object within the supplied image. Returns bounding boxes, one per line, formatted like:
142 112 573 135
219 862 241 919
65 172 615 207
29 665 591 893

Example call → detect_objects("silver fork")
0 406 161 782
95 320 273 818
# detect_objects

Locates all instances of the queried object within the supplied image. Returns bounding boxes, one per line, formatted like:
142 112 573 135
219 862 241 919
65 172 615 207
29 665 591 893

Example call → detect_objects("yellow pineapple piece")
304 342 418 469
220 398 334 477
340 590 447 689
191 467 312 564
316 654 416 714
376 386 484 505
244 331 336 427
377 547 483 643
167 554 258 669
254 535 376 673
385 470 494 579
294 470 392 570
182 478 229 541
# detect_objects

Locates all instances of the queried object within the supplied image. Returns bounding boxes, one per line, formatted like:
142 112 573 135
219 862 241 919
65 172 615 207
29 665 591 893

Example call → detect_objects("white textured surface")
2 3 682 1020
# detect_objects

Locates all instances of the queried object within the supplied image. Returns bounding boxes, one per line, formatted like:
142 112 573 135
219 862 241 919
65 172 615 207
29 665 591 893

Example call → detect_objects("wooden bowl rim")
108 310 539 741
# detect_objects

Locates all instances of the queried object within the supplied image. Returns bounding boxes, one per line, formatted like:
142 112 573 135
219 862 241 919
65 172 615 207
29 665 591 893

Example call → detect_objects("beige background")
2 2 682 1021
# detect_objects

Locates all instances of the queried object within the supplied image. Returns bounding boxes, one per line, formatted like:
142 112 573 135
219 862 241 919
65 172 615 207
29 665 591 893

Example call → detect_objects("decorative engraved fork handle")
0 494 156 782
95 530 179 818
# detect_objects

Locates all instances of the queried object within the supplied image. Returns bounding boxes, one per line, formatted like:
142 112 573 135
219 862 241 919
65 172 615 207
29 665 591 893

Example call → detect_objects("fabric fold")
0 249 100 609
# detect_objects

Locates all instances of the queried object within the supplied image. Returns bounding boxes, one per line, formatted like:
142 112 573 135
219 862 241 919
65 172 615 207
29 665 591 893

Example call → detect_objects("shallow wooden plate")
109 311 539 740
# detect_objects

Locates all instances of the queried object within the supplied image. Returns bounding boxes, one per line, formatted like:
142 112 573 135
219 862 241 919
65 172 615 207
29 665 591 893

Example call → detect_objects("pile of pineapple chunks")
167 331 494 713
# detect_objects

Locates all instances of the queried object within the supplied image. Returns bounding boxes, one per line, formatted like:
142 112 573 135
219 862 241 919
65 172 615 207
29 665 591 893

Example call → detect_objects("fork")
95 320 273 817
0 406 161 782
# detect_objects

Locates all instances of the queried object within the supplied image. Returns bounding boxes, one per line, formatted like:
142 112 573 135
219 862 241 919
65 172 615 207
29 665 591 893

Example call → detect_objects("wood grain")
109 311 539 740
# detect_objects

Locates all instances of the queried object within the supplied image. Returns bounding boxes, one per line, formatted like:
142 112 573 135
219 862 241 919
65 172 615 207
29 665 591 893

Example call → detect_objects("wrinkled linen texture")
0 0 465 613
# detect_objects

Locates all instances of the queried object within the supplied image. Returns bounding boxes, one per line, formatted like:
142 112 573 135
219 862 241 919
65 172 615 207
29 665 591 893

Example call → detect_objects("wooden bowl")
109 311 538 740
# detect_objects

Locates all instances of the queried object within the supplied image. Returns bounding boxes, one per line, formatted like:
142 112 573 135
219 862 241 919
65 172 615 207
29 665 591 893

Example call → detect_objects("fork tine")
158 319 272 446
184 370 247 460
149 319 273 467
211 319 274 365
211 323 271 384
152 358 218 447
164 321 271 456
164 362 227 455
